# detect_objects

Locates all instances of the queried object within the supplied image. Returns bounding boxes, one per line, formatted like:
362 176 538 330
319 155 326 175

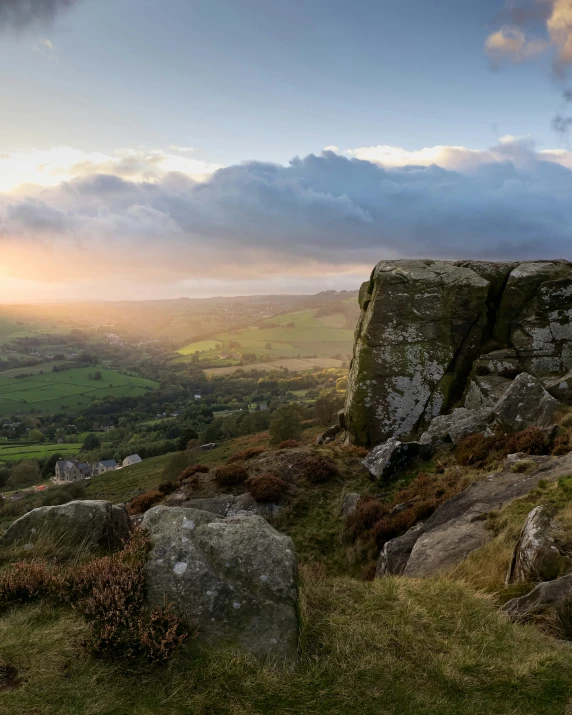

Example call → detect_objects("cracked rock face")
345 259 572 447
142 506 298 660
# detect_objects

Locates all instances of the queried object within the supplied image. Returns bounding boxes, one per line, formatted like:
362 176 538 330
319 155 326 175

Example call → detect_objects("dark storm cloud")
4 145 572 284
0 0 79 30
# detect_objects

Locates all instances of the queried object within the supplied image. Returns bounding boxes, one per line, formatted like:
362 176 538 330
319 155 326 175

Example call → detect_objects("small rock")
506 505 569 584
142 506 298 660
340 493 361 518
317 424 340 445
419 407 494 447
502 573 572 619
363 439 431 481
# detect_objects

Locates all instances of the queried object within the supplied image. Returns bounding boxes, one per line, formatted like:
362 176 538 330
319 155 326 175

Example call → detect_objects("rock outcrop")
506 506 569 584
142 506 298 660
362 439 431 480
0 500 131 552
376 453 572 578
345 259 572 447
493 372 561 431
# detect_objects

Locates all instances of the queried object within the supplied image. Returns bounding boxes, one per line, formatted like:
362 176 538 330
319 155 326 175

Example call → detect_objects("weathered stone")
362 438 431 480
502 573 572 619
345 260 490 446
471 349 522 377
340 492 361 518
545 369 572 404
142 506 298 660
419 407 494 447
506 505 568 584
377 453 572 578
493 372 562 431
0 500 131 551
464 375 513 410
317 424 340 445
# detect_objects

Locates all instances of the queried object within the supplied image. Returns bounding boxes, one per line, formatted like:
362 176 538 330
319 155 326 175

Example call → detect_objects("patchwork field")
0 441 83 463
204 357 345 375
0 366 159 417
177 308 355 362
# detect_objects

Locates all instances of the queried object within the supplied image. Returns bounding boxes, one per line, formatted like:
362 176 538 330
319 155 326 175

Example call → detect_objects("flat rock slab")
0 500 131 552
377 453 572 578
142 506 298 660
175 493 280 519
419 407 494 446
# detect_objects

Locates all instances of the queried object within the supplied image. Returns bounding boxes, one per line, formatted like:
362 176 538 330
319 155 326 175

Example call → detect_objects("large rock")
345 259 572 447
345 260 491 446
493 372 562 431
362 438 431 480
502 573 572 619
377 452 572 578
506 505 568 584
142 506 298 660
0 500 131 552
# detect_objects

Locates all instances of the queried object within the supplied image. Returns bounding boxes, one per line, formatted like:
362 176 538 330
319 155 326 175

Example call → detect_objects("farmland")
204 357 345 375
0 366 159 417
177 307 356 364
0 441 83 463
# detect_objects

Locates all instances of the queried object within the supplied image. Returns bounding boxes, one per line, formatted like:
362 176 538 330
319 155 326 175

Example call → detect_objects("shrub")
552 434 571 456
246 473 287 502
269 404 303 445
475 364 491 376
157 481 178 496
214 464 249 487
127 490 163 515
278 440 299 449
345 498 388 540
455 433 496 467
506 427 548 455
304 455 338 483
227 447 264 463
179 464 209 482
0 562 52 604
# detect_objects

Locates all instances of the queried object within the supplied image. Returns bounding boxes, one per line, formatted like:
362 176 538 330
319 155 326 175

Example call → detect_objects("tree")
9 460 40 489
178 426 199 451
82 433 101 451
314 390 344 426
28 429 45 443
41 453 61 479
269 404 303 445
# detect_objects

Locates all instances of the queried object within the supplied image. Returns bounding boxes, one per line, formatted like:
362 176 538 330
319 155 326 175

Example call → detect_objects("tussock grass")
2 574 572 714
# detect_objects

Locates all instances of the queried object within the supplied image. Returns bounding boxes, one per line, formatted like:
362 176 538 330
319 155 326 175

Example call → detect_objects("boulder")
340 492 361 518
506 506 568 584
419 407 494 447
0 500 131 552
362 438 431 481
142 506 298 660
345 260 491 446
377 452 572 578
502 573 572 619
545 369 572 404
493 372 561 431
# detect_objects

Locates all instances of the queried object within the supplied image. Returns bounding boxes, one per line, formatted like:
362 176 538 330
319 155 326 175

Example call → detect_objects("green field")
0 366 159 417
0 441 83 463
0 317 67 347
178 309 355 361
177 339 222 355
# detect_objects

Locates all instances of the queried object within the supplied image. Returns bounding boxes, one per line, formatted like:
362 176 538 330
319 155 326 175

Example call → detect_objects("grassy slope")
0 441 83 462
1 576 572 715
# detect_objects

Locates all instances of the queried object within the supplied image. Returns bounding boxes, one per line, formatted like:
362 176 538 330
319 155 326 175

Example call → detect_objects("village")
53 453 142 483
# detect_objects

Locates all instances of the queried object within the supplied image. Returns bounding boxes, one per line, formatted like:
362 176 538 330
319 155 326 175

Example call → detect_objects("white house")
92 459 117 475
122 454 142 468
55 459 92 482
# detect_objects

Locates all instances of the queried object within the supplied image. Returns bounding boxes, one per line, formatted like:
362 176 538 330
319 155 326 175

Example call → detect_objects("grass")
203 357 345 375
0 366 158 416
177 339 222 355
2 574 572 714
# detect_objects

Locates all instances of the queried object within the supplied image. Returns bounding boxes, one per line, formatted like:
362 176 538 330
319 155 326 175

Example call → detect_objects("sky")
2 0 572 301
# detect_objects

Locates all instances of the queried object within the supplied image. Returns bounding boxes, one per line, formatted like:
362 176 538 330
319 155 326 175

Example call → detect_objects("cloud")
3 139 572 289
485 26 548 66
0 0 80 30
